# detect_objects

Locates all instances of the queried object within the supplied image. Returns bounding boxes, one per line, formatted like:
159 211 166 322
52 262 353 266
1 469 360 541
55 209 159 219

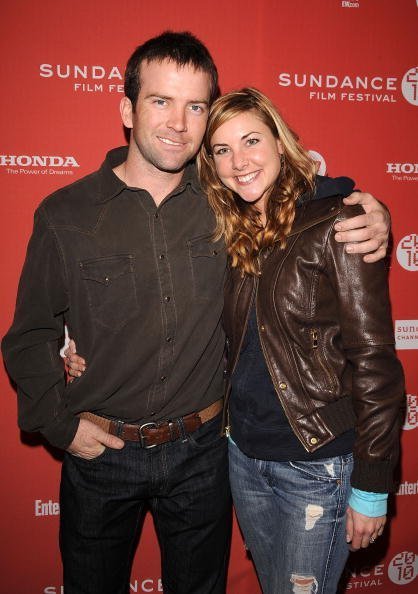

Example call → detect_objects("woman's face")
210 110 283 216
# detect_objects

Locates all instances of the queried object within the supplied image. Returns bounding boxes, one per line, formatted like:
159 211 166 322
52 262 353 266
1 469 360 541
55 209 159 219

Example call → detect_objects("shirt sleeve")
349 488 388 517
1 207 79 449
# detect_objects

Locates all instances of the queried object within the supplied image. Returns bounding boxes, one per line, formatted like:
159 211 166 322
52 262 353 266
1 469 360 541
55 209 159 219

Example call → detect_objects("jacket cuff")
351 458 397 493
42 413 80 450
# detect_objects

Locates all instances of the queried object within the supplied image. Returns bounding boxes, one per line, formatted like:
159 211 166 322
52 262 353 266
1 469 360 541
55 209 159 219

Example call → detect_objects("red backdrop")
1 1 417 592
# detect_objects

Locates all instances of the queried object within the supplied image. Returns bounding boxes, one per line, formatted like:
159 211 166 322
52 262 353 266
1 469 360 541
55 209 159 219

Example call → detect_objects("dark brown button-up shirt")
2 147 227 449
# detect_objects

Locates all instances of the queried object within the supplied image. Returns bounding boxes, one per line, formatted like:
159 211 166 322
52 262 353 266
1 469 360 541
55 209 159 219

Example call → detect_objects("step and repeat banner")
0 1 417 592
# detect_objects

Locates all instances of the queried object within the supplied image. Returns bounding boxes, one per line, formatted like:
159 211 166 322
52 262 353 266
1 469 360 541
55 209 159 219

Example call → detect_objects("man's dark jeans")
60 414 232 594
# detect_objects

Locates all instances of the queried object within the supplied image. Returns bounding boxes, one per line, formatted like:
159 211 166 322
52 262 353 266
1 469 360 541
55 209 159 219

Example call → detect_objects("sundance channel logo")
278 66 418 105
403 394 418 431
397 234 418 271
0 154 79 177
39 63 124 94
395 320 418 350
388 552 418 586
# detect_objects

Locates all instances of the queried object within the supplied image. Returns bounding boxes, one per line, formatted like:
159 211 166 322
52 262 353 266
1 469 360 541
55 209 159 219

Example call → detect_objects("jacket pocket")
309 328 338 394
80 254 138 331
187 234 225 300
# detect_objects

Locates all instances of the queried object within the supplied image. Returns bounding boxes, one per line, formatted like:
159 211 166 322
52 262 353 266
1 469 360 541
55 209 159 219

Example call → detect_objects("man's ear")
120 97 134 129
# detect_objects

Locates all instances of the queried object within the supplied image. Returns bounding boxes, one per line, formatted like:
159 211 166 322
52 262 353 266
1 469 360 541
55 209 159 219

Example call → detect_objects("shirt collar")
96 146 201 204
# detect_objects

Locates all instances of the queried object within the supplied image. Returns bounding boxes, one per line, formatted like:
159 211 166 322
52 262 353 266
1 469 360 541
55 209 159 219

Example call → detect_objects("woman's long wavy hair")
197 88 317 275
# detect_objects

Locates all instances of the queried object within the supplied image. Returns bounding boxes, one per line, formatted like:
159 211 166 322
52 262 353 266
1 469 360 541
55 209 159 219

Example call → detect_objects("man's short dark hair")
124 31 219 109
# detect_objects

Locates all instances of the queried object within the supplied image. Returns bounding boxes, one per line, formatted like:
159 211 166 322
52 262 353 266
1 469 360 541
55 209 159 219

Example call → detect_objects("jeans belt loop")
176 416 188 443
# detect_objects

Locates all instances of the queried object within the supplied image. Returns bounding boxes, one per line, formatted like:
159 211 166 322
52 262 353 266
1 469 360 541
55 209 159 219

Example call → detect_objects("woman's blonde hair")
197 88 317 275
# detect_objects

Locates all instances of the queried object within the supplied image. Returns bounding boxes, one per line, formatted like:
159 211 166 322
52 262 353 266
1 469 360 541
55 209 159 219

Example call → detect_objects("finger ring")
369 537 375 544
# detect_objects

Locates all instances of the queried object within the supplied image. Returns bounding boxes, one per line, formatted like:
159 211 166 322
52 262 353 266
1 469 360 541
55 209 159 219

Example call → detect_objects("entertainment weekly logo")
0 154 79 177
34 499 60 517
277 66 418 106
395 320 418 350
43 578 163 593
39 63 124 94
397 234 418 271
346 552 418 589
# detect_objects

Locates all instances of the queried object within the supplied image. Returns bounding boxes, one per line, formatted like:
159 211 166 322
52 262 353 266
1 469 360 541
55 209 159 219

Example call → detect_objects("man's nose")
167 107 187 133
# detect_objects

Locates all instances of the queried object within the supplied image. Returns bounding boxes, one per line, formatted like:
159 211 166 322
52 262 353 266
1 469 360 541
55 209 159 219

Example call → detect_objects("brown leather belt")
79 398 223 448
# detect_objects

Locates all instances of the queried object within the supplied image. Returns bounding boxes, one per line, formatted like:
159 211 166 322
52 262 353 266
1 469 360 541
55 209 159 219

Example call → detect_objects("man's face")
121 59 211 173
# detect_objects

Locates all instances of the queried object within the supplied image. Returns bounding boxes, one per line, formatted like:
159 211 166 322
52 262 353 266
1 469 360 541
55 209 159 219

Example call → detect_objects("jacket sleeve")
1 207 79 449
326 203 404 493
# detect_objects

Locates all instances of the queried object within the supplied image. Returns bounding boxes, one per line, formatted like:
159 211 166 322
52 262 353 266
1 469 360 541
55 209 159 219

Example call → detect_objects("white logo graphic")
397 479 418 495
308 150 327 176
39 64 124 94
402 67 418 106
35 499 60 517
0 154 79 177
403 394 418 431
387 162 418 182
395 321 418 350
341 1 359 7
388 552 418 585
397 235 418 271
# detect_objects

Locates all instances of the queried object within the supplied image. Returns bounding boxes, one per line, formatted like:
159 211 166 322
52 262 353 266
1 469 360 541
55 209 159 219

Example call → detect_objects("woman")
196 88 404 594
66 89 403 594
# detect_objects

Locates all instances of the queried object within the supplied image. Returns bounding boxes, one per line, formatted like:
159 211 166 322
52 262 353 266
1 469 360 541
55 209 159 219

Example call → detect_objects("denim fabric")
60 414 232 594
228 439 353 594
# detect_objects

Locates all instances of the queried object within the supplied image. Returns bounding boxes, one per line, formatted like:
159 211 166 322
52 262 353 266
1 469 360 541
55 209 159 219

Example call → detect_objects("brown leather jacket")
223 195 404 492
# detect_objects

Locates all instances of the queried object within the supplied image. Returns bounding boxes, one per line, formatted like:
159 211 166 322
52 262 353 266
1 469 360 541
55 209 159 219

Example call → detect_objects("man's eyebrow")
145 94 209 105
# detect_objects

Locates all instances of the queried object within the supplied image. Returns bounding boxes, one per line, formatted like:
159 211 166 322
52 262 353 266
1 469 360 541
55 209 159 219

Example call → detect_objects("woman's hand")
334 192 390 263
63 339 86 379
346 506 386 551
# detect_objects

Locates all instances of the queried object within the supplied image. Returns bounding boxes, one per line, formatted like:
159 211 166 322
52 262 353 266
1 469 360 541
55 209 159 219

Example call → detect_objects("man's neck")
113 146 185 207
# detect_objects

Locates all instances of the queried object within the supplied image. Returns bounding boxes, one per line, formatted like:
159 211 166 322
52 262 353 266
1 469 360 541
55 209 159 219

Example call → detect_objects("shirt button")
260 325 265 331
154 212 159 219
159 254 165 260
279 382 287 390
164 296 170 302
310 437 318 445
160 376 166 382
166 336 172 342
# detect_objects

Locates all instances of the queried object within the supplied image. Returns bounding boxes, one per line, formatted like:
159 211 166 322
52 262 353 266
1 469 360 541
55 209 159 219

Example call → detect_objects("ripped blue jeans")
228 439 353 594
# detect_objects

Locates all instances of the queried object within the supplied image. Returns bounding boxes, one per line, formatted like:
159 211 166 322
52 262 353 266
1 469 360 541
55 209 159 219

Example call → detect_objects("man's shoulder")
37 168 105 229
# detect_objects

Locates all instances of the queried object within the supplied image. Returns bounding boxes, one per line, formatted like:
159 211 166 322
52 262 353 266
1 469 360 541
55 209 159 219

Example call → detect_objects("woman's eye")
247 137 259 146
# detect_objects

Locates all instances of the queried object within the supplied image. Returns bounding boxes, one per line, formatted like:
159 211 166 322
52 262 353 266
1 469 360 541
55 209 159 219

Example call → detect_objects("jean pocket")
67 446 110 465
80 254 139 331
187 234 225 300
288 458 343 482
187 413 226 449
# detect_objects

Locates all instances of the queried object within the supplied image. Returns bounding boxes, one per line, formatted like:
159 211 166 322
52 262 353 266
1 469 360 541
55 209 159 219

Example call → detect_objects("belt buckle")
138 422 158 448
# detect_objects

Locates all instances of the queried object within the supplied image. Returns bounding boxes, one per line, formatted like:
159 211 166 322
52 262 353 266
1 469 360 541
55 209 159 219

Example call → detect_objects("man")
2 32 390 594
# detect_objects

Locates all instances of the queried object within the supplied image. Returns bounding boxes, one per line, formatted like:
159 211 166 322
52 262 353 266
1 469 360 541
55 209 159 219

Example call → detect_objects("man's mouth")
157 136 186 147
235 171 260 184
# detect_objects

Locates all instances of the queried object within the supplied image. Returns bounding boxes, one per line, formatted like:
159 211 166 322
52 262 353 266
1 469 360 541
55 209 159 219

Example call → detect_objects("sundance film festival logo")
39 64 124 94
397 234 418 271
278 67 418 105
403 394 418 431
0 154 79 177
395 320 418 350
388 552 418 585
308 150 327 175
402 67 418 106
44 578 163 593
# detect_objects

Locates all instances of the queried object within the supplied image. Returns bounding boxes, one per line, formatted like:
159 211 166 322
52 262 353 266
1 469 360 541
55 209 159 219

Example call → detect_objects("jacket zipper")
310 328 337 392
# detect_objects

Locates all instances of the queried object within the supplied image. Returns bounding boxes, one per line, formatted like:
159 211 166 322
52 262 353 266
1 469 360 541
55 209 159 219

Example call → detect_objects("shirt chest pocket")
79 254 139 331
187 234 226 301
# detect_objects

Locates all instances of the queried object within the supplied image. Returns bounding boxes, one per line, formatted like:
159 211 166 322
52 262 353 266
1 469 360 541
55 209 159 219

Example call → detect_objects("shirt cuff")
349 488 388 517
